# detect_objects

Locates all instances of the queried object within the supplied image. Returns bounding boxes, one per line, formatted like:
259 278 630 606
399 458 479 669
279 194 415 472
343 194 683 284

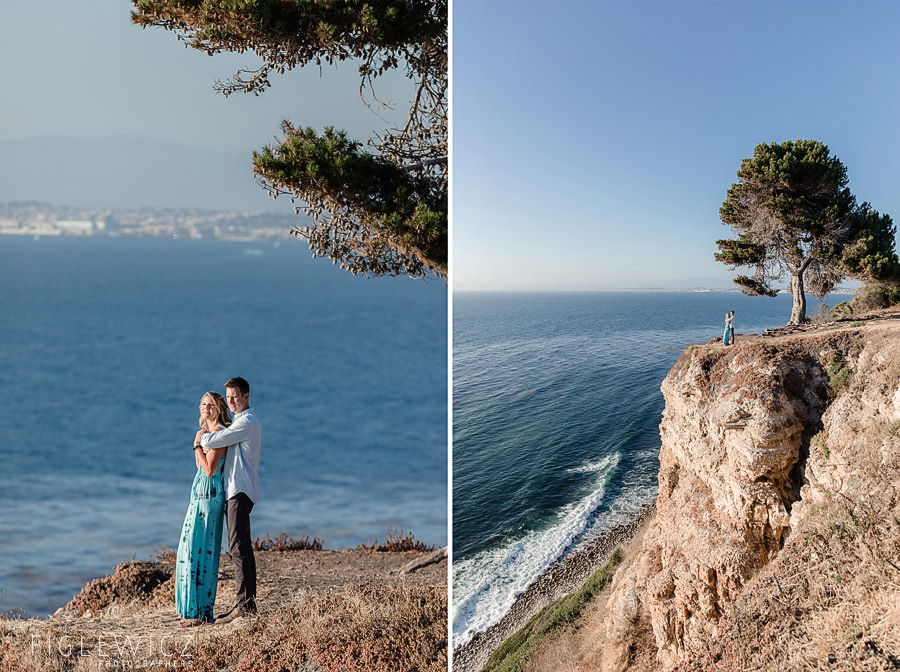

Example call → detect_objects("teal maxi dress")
175 438 226 622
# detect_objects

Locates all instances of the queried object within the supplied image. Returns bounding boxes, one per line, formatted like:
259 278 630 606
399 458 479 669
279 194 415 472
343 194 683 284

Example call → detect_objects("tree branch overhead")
131 0 448 279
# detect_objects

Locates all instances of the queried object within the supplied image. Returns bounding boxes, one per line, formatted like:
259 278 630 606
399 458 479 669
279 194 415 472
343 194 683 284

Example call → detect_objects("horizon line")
452 287 857 294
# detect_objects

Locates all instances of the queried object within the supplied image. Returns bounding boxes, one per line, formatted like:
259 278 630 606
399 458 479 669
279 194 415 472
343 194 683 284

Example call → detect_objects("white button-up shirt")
200 407 261 503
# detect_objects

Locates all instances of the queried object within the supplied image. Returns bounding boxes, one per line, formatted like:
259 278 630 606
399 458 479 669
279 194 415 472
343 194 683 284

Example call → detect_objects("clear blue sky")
452 1 900 290
0 1 410 153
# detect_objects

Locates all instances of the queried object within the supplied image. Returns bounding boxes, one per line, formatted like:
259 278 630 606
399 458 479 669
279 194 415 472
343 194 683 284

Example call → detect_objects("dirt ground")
2 548 447 666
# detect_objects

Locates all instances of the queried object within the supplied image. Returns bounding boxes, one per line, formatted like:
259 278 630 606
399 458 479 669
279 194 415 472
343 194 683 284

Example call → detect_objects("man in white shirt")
194 376 261 622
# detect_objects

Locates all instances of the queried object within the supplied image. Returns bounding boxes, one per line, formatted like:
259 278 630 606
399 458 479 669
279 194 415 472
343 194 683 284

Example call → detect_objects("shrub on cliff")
253 531 324 551
810 303 834 324
853 282 900 312
822 353 852 399
66 561 172 615
355 528 435 552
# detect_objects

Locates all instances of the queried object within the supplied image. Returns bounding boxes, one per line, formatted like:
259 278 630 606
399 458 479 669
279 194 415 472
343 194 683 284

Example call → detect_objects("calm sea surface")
452 290 850 648
0 236 447 617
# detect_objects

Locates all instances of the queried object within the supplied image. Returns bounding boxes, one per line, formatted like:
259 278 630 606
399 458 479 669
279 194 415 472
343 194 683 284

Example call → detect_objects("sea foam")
451 452 620 649
565 453 617 474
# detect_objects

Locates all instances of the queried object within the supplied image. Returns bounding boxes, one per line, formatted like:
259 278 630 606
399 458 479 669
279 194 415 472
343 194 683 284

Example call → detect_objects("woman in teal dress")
175 391 230 626
723 312 732 345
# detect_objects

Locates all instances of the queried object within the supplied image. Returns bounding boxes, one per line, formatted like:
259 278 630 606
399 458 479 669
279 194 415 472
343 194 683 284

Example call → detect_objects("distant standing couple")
175 377 262 627
723 311 735 345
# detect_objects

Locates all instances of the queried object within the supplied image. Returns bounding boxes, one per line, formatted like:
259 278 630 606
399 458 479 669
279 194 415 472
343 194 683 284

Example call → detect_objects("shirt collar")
234 406 253 418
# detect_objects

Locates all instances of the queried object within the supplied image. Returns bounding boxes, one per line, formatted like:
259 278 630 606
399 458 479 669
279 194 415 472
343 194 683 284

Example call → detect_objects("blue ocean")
0 236 447 618
452 290 850 648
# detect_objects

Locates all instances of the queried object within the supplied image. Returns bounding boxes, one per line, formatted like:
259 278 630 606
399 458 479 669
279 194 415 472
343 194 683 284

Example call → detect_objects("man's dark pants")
226 493 257 612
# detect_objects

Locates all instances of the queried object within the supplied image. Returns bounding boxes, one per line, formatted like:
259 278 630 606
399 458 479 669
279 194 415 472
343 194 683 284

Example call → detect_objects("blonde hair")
199 391 232 429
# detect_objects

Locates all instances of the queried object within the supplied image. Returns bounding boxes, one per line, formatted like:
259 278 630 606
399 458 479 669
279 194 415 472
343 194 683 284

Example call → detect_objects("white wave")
565 453 616 474
452 452 621 649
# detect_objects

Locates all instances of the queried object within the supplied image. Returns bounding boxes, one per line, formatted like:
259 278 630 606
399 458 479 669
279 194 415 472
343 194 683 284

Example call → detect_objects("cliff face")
603 320 900 670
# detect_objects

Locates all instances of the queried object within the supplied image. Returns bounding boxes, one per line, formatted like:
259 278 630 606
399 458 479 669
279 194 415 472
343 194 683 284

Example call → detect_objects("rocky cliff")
601 316 900 671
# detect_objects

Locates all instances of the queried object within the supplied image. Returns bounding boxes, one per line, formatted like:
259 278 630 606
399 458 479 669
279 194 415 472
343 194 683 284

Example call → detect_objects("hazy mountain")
0 135 284 212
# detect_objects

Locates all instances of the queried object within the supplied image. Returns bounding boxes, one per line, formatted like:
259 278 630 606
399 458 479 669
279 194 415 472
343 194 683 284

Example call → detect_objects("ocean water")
0 236 447 618
452 290 850 648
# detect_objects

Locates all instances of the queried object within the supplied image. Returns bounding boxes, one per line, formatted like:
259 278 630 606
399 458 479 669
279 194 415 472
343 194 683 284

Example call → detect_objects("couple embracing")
723 311 736 346
175 376 262 627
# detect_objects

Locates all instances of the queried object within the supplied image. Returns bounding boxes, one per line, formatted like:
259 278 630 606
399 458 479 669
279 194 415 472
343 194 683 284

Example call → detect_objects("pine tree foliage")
715 139 898 324
131 0 447 278
841 204 899 281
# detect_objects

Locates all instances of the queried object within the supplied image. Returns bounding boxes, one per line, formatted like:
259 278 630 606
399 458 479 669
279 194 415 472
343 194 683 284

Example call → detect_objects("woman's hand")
194 429 204 447
198 446 227 477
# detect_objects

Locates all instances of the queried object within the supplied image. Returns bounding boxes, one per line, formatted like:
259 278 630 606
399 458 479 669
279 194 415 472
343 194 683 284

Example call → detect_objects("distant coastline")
0 201 303 242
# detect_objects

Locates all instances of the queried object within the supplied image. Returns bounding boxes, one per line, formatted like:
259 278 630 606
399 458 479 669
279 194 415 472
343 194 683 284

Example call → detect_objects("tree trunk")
788 270 807 325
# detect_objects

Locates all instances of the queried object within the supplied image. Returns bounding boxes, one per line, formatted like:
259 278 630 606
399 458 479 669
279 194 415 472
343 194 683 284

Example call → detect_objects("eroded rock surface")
606 332 872 667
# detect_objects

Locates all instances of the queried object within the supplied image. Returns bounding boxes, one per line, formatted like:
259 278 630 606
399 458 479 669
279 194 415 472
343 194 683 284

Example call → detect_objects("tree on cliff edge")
131 0 447 279
715 139 899 325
